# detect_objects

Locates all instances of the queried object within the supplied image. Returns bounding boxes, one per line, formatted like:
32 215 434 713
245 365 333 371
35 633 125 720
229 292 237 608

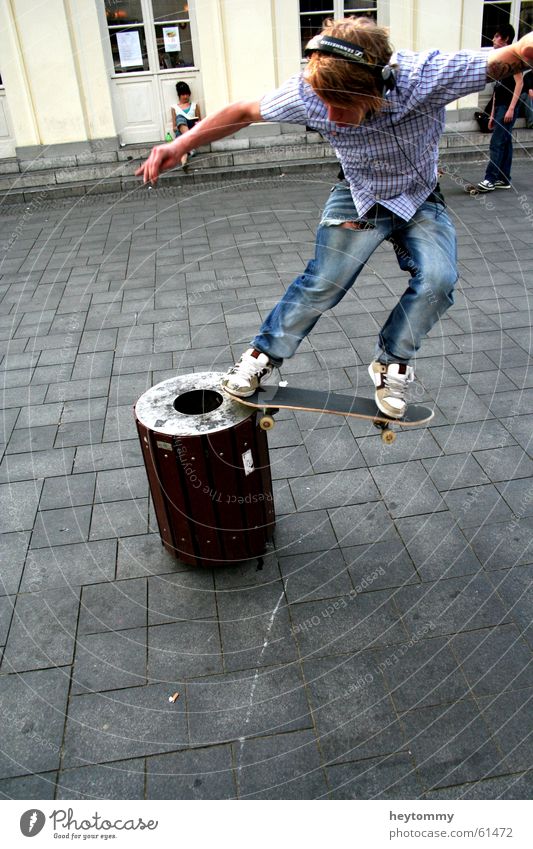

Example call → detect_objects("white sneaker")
477 179 495 192
368 361 415 418
221 348 273 397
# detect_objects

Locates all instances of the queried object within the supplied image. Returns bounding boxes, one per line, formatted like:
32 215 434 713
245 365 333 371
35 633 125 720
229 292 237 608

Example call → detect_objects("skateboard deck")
464 183 482 195
226 385 433 444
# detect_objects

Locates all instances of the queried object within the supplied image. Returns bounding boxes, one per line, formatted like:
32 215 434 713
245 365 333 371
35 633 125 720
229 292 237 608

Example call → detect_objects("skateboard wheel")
381 428 396 445
259 415 275 431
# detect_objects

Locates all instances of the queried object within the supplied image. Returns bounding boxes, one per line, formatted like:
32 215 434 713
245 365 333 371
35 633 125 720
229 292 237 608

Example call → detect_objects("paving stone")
187 663 312 746
89 497 149 540
451 624 533 698
148 619 223 680
148 571 216 624
147 745 235 800
216 581 297 672
0 772 57 799
464 519 533 570
0 480 43 532
290 468 379 512
94 466 148 502
473 446 533 482
274 509 338 557
0 448 75 483
21 539 116 592
496 477 533 518
303 424 366 473
374 634 469 713
39 472 96 510
74 439 142 473
302 652 405 764
56 759 145 800
62 683 188 766
6 424 57 454
78 578 147 635
443 484 514 529
72 627 147 694
0 668 69 778
55 418 105 448
400 697 505 791
292 589 407 657
1 586 80 672
396 512 481 581
370 461 445 519
421 453 490 491
117 533 185 579
279 547 353 603
30 505 92 548
478 687 533 773
487 565 533 645
235 728 327 799
342 538 419 589
425 771 533 800
327 752 424 799
357 429 442 467
0 595 14 646
394 574 508 638
329 501 397 548
431 420 516 455
0 531 30 595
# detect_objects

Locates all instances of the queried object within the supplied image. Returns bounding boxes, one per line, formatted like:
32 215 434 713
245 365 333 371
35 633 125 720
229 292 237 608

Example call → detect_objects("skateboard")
464 183 482 196
225 385 434 444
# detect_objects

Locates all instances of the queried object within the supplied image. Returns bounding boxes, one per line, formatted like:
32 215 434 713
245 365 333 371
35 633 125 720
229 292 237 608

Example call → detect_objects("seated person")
171 82 201 169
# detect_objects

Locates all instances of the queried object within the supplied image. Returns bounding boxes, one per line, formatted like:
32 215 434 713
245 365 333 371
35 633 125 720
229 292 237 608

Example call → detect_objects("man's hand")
488 115 495 130
503 107 515 122
135 141 184 185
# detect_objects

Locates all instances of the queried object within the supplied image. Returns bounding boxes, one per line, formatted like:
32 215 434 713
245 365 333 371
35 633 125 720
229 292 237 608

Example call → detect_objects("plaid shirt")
260 49 489 220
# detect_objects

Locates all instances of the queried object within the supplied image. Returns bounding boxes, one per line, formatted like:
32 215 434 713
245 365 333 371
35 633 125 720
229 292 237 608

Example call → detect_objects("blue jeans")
520 91 533 128
485 104 517 184
252 182 457 365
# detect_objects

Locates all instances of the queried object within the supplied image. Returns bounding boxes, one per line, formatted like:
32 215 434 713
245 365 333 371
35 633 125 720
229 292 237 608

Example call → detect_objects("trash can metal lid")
134 372 252 436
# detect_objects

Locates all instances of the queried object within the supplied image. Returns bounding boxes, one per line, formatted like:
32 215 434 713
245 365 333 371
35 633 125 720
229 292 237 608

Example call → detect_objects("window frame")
104 0 198 78
298 1 379 58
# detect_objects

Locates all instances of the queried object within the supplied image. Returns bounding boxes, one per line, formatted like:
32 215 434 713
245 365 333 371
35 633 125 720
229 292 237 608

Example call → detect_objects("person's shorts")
175 116 198 131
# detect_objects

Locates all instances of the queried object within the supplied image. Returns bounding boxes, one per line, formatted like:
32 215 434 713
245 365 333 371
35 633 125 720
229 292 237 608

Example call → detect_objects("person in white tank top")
171 81 202 170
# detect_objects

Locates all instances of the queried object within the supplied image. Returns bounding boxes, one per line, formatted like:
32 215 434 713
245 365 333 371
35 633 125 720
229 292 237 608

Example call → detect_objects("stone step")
1 127 532 203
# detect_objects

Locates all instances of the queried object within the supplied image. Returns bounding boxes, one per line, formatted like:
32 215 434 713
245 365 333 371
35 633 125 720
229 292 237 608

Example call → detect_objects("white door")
0 88 16 158
98 0 203 145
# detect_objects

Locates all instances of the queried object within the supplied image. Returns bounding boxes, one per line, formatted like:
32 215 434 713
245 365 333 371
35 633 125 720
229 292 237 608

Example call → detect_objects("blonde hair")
304 17 393 114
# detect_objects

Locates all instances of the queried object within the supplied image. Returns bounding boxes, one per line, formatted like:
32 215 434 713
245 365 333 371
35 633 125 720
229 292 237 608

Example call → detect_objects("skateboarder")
137 18 533 417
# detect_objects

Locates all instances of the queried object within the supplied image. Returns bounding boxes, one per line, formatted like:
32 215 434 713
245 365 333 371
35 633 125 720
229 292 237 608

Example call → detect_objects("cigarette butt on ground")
168 692 180 703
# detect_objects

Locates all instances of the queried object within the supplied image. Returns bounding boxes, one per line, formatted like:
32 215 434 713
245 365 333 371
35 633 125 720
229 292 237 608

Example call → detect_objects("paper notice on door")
117 30 143 68
163 26 181 52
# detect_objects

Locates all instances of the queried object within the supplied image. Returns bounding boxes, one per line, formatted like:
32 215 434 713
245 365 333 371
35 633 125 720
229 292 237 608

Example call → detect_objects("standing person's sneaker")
476 179 495 192
494 180 511 189
221 348 273 397
368 361 415 418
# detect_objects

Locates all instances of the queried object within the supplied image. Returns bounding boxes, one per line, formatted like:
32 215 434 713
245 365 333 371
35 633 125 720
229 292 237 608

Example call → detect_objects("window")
299 1 378 56
105 1 194 74
153 1 194 70
518 0 533 37
105 0 149 73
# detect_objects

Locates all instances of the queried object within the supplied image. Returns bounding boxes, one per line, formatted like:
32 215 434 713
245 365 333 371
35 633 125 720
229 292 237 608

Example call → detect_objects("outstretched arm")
136 100 263 184
487 31 533 80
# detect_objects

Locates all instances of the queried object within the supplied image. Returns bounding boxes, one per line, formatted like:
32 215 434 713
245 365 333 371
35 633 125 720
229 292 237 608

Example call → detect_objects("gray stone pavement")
0 162 532 800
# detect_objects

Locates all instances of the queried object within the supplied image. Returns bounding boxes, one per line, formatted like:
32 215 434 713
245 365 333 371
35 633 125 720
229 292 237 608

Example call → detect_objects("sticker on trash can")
242 449 254 476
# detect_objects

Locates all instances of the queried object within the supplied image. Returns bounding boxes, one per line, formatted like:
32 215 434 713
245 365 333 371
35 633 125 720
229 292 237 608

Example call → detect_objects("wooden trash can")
134 372 275 566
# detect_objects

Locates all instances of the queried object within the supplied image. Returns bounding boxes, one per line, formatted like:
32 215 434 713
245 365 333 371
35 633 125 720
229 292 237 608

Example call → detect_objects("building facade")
0 0 532 159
